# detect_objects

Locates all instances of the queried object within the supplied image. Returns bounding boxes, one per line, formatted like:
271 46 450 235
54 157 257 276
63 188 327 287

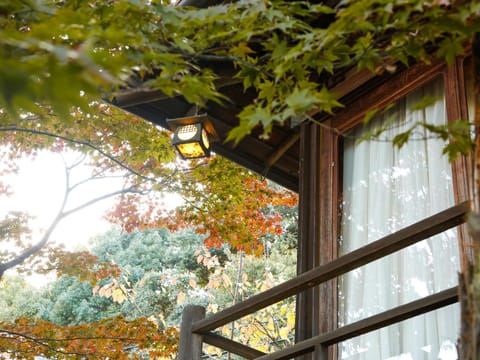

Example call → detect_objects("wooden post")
297 121 338 359
178 305 206 360
317 345 329 360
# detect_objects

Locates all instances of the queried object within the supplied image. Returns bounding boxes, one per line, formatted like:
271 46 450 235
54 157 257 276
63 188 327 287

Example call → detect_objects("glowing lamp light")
167 114 219 160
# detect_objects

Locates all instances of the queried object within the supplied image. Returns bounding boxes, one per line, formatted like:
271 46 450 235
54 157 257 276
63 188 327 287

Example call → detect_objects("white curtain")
339 77 460 360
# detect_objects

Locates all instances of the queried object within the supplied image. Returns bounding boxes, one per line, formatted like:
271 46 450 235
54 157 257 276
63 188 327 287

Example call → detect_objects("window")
338 76 460 359
310 59 473 360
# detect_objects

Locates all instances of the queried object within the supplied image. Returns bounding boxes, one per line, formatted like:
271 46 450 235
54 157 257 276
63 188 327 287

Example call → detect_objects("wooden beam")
298 68 377 121
192 201 470 333
111 78 242 108
265 133 300 171
177 0 223 7
255 287 459 360
332 61 446 132
202 333 266 359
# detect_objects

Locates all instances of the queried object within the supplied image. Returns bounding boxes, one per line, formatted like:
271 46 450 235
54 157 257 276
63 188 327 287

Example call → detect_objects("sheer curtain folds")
339 77 460 360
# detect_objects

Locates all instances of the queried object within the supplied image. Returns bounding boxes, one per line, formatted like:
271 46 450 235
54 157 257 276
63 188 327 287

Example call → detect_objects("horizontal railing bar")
256 286 459 360
322 287 458 345
202 333 266 359
193 201 469 333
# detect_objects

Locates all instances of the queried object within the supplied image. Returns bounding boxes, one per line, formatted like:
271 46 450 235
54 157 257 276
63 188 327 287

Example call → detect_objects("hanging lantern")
167 114 218 160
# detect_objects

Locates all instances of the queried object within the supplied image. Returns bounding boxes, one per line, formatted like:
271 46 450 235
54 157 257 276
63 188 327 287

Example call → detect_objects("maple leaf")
229 42 256 60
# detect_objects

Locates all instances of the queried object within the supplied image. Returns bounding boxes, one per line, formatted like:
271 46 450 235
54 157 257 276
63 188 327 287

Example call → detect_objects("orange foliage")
0 316 178 359
198 177 296 255
107 157 298 255
39 249 122 285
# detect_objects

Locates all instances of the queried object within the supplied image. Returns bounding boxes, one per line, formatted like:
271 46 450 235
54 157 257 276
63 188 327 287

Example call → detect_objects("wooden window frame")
313 58 473 359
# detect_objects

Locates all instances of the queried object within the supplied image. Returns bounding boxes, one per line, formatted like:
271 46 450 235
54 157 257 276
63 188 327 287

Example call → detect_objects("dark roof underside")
112 79 300 192
111 0 353 193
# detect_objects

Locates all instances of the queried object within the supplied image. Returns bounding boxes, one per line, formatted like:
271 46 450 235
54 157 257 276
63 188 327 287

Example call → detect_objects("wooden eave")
112 61 385 193
110 0 386 193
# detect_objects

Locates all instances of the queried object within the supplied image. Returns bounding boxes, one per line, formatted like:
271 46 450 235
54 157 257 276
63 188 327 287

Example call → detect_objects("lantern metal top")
166 114 220 142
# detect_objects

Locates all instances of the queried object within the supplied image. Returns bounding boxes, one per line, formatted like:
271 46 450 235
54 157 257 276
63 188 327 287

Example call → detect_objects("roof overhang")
111 76 301 192
110 0 382 193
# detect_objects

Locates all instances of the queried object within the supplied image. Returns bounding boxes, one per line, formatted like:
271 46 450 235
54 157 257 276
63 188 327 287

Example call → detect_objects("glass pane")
339 77 460 359
339 305 459 360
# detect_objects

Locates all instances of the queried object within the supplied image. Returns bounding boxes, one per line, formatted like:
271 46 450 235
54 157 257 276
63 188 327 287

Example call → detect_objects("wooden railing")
178 201 470 360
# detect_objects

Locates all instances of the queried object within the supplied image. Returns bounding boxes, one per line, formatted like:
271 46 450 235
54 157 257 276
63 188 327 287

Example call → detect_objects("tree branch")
0 329 144 357
0 329 146 343
0 126 176 185
0 155 148 278
0 161 70 277
62 186 147 218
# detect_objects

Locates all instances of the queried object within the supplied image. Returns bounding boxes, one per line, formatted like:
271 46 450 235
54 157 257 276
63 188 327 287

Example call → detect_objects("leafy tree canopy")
1 0 478 143
0 220 298 359
0 276 46 322
40 275 121 326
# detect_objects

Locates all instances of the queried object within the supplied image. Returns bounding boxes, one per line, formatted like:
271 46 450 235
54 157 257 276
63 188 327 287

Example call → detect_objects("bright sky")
1 148 185 285
1 151 119 251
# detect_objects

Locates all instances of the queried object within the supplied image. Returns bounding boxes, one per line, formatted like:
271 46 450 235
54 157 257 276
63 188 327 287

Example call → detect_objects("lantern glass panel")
176 142 207 158
201 128 210 149
177 124 198 141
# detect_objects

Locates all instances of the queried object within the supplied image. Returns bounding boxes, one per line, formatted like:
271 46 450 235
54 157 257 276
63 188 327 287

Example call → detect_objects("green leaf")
436 37 465 65
285 88 318 114
363 108 379 125
421 123 449 141
392 129 413 149
229 42 255 60
309 4 336 15
258 81 276 104
317 87 343 114
443 138 474 162
448 120 473 133
409 96 442 112
226 104 275 145
235 66 260 91
271 38 288 60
